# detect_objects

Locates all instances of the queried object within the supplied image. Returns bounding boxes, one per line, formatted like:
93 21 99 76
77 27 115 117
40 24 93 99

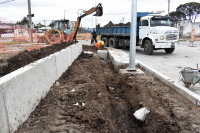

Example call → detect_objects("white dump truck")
97 12 180 55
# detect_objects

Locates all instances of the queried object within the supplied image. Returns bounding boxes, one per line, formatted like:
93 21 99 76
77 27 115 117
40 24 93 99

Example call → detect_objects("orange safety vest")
95 41 101 50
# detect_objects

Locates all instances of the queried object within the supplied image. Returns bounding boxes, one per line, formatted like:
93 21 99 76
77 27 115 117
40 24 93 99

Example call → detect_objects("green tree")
169 11 186 24
34 23 45 29
176 2 200 23
48 21 54 28
16 17 29 25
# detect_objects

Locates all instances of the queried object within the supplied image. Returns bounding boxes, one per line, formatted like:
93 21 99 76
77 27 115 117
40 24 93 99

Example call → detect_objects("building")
177 20 200 37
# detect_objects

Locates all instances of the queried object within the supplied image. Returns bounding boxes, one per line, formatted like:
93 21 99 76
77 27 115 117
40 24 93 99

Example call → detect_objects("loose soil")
104 21 131 27
1 41 74 77
15 48 200 133
83 45 107 54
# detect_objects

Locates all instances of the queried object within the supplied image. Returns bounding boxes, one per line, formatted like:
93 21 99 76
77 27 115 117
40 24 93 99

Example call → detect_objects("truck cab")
139 15 180 55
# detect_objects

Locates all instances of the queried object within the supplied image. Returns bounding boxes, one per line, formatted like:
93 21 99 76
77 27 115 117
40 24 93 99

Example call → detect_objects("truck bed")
96 23 139 37
96 12 156 37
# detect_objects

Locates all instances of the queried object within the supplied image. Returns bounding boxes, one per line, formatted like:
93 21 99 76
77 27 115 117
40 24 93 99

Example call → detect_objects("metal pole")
168 0 170 16
95 0 97 29
44 20 46 30
92 16 93 28
128 0 137 71
27 0 33 42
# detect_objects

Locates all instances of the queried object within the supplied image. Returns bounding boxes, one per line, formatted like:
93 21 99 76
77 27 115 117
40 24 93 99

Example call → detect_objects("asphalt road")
120 41 200 95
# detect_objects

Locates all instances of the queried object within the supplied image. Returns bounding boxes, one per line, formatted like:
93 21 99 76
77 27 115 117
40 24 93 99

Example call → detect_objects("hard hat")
101 41 104 45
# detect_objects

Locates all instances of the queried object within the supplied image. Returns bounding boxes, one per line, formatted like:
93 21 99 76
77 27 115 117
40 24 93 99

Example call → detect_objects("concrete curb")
137 60 200 106
107 48 200 106
0 43 82 133
108 48 129 67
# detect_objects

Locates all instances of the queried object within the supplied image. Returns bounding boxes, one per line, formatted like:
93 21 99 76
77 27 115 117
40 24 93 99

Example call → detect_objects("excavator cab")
53 20 71 34
93 4 103 16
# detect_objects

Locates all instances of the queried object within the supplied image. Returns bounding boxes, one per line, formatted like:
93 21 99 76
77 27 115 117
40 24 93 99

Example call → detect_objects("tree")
16 17 29 25
34 23 45 29
48 21 54 28
176 2 200 23
169 11 186 24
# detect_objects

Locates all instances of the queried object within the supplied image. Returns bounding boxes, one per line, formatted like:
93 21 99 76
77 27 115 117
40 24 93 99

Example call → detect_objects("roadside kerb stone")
97 50 108 60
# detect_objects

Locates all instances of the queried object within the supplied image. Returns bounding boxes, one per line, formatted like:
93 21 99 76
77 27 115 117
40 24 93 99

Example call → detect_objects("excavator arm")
73 3 103 40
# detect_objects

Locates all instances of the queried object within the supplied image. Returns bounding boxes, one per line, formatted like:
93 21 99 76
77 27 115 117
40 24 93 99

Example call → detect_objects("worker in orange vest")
95 41 104 51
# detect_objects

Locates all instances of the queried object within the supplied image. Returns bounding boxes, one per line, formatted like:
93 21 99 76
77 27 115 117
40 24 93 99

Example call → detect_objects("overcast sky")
0 0 200 28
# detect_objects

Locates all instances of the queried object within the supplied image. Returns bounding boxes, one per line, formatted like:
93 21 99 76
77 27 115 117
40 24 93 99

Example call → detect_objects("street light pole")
168 0 170 16
95 0 97 29
27 0 33 42
64 10 65 20
128 0 137 71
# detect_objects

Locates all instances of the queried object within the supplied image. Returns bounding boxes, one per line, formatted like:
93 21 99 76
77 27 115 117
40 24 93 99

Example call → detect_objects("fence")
0 17 47 54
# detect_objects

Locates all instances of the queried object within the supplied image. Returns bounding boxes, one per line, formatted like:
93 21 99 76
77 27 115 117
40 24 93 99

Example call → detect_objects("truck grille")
166 34 177 40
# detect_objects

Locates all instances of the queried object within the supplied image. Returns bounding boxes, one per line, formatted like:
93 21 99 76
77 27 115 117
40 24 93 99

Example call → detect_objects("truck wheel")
102 37 108 47
109 38 119 48
184 82 190 88
144 40 153 55
165 48 175 54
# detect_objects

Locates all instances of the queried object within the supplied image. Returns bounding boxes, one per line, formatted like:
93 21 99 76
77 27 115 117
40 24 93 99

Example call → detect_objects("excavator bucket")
93 6 103 16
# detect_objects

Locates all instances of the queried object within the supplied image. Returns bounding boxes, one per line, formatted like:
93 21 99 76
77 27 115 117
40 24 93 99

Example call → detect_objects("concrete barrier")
0 43 82 133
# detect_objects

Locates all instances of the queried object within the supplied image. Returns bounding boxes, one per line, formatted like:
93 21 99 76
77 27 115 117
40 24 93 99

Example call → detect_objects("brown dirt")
83 45 107 54
104 21 131 27
15 49 200 133
1 41 75 77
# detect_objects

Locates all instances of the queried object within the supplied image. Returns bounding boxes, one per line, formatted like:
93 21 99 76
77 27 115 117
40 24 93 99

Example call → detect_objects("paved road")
121 41 200 95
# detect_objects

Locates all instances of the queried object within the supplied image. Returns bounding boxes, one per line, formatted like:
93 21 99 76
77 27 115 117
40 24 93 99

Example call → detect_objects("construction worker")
95 41 104 51
91 28 97 44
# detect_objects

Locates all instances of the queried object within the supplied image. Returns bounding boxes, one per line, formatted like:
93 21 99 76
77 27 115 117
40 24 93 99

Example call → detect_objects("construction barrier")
76 33 100 41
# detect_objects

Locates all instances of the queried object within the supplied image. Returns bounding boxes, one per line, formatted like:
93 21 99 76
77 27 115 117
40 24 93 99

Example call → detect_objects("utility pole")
128 0 137 71
44 20 46 30
168 0 170 16
91 16 93 29
64 10 65 20
27 0 33 42
95 0 97 29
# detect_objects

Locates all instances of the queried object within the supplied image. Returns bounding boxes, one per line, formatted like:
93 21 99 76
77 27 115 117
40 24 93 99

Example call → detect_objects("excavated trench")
15 46 199 133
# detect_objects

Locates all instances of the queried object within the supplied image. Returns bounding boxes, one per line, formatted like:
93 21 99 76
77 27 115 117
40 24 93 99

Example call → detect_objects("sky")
0 0 200 28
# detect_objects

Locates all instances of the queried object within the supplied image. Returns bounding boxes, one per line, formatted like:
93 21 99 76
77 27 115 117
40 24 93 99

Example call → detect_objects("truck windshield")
150 19 170 27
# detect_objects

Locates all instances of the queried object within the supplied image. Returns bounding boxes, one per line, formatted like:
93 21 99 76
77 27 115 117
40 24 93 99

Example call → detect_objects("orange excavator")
40 3 103 44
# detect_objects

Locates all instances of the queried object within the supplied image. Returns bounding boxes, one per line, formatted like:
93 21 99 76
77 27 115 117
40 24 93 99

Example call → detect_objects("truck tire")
144 40 153 55
102 37 108 47
184 82 191 88
109 38 119 48
164 48 175 54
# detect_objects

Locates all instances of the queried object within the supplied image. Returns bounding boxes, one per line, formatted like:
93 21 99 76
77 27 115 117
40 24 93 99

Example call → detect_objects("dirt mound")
15 48 200 132
104 21 131 27
103 21 114 27
2 41 74 76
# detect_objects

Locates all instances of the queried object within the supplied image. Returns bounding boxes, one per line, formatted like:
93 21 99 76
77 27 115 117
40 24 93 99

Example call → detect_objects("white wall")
0 42 82 133
180 20 200 37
